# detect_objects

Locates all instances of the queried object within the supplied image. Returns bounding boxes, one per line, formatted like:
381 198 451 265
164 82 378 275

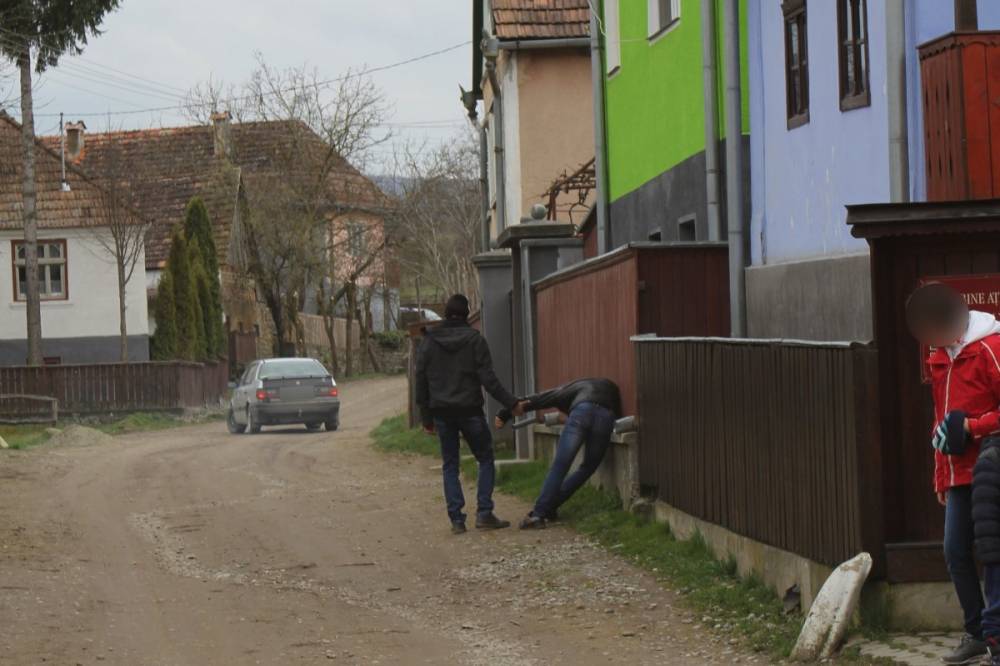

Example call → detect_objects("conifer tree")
150 269 177 360
183 197 225 356
188 238 213 361
167 228 200 361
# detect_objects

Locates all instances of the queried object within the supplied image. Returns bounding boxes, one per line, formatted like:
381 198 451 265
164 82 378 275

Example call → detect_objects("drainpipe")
483 33 507 237
499 37 591 50
886 0 910 203
722 0 746 336
589 7 610 254
701 0 722 242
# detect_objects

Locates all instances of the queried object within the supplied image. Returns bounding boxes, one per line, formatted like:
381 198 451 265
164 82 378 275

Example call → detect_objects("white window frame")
648 0 681 40
12 239 68 301
605 0 621 75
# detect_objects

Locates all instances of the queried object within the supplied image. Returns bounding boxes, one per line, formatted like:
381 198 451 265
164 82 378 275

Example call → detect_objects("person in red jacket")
907 282 1000 665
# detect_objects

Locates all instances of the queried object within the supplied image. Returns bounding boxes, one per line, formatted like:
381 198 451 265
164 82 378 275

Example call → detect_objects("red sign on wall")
918 273 1000 382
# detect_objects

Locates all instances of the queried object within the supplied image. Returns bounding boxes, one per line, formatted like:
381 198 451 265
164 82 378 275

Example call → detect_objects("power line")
29 40 472 119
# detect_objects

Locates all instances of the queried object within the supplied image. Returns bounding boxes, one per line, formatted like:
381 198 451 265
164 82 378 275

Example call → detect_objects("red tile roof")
42 120 390 269
492 0 591 40
0 114 115 231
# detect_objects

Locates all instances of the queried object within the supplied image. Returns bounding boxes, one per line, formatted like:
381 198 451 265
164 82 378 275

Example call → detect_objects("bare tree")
187 55 392 362
88 131 149 361
393 132 481 306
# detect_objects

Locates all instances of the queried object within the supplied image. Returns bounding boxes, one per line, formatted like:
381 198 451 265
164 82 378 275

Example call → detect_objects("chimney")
211 110 232 159
65 121 86 161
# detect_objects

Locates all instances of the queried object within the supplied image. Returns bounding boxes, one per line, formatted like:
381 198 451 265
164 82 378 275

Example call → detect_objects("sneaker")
943 634 987 665
451 521 467 535
475 513 511 530
519 513 548 530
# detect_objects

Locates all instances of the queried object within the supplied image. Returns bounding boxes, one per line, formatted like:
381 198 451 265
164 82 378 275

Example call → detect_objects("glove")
932 410 968 456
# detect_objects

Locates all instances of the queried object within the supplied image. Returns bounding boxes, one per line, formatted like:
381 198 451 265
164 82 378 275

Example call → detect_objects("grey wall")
473 252 514 440
608 137 750 248
746 253 873 342
0 335 151 366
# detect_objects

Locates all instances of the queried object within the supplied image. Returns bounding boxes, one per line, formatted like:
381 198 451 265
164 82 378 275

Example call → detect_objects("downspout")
886 0 909 203
701 0 722 242
462 88 491 252
722 0 746 336
483 34 507 235
589 6 610 254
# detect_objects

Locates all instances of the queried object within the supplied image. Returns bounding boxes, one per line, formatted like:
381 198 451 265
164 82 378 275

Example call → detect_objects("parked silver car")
227 358 340 434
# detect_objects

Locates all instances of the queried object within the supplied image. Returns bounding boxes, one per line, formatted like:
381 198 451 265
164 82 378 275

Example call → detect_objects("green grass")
1 410 224 450
371 414 805 660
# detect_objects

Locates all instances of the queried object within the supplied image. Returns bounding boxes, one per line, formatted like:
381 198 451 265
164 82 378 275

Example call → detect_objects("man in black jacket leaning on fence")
415 294 526 534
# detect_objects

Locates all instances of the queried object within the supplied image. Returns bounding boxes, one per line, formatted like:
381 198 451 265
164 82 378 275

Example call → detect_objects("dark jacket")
415 319 517 426
973 438 1000 565
497 378 622 424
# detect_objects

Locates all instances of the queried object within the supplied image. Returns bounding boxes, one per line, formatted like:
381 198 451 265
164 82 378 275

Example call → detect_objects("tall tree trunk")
266 293 284 357
118 261 128 361
344 282 355 377
364 289 382 373
19 49 42 366
382 270 390 332
358 288 370 375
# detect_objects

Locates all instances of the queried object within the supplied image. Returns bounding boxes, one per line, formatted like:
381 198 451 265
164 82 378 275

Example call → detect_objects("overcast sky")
9 0 474 174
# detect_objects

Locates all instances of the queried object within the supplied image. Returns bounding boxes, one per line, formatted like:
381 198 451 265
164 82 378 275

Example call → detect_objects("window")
783 0 809 129
606 0 621 74
837 0 870 111
648 229 663 242
347 221 366 257
12 240 68 301
678 215 697 242
648 0 680 39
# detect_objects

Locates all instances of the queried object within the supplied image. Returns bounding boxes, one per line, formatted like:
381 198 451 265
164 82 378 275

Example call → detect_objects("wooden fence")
635 337 884 571
534 243 729 416
0 361 229 416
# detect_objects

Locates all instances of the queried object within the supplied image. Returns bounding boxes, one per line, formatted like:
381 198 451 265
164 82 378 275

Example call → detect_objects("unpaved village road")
0 376 751 666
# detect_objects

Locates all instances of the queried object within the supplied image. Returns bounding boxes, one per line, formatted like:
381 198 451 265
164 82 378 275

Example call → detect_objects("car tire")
305 422 322 431
227 408 246 434
247 407 262 434
325 419 339 432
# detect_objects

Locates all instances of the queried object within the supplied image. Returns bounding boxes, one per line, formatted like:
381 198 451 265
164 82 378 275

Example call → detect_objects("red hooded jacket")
928 313 1000 493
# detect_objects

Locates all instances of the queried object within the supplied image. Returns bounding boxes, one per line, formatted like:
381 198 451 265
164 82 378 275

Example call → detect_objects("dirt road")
0 376 748 665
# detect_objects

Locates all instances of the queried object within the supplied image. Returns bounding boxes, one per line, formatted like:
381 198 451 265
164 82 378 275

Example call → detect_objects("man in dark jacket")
974 437 1000 665
416 294 525 534
495 378 621 529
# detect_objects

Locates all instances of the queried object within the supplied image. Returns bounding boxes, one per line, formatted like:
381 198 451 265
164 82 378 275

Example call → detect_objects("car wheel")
227 407 246 434
325 419 339 432
305 422 322 431
247 407 262 434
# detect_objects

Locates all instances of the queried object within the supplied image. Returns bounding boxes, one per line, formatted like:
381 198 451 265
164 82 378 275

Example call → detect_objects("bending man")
496 378 621 529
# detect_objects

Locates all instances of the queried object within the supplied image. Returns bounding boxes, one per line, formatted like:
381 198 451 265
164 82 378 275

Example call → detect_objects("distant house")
473 0 596 240
0 114 149 365
46 113 393 356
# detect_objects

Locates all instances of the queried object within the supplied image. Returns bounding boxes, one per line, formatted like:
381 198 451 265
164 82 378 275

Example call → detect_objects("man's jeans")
434 415 495 524
533 402 615 518
946 485 985 638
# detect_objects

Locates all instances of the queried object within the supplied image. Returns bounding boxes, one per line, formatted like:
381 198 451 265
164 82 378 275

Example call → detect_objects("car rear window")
258 359 329 379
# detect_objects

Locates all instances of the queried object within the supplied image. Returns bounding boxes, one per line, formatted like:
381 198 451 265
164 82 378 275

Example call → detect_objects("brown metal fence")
635 337 884 570
0 361 229 416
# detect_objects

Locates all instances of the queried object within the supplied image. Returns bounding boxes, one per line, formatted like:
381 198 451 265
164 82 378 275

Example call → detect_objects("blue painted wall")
749 0 1000 267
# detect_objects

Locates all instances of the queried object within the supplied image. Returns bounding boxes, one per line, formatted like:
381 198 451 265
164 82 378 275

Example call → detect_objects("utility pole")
18 42 42 366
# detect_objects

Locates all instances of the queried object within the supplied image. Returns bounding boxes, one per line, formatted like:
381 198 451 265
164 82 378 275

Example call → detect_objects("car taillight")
256 388 278 401
316 386 338 397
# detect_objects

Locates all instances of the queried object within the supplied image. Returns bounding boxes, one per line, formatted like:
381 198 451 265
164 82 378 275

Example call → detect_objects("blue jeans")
533 402 615 518
434 415 495 524
946 485 985 638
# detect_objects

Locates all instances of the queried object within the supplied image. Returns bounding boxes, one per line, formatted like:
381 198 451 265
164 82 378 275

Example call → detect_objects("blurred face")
906 284 969 347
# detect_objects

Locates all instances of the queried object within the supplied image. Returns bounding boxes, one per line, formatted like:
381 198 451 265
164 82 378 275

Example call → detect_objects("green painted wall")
604 0 750 202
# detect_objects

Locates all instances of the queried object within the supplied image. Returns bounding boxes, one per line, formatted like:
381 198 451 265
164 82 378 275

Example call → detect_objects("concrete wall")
0 227 149 364
746 253 873 342
473 251 514 440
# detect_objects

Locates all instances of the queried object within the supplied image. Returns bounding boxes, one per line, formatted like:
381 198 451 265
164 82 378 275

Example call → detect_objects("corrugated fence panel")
636 339 881 569
0 361 227 416
536 253 639 415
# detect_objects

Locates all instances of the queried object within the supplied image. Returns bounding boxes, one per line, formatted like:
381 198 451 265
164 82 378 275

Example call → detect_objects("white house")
0 114 149 365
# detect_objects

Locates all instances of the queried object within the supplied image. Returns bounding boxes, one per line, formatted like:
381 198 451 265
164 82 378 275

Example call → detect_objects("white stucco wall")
0 227 149 341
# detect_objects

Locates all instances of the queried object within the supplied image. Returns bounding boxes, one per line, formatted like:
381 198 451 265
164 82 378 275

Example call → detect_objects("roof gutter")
498 37 591 51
